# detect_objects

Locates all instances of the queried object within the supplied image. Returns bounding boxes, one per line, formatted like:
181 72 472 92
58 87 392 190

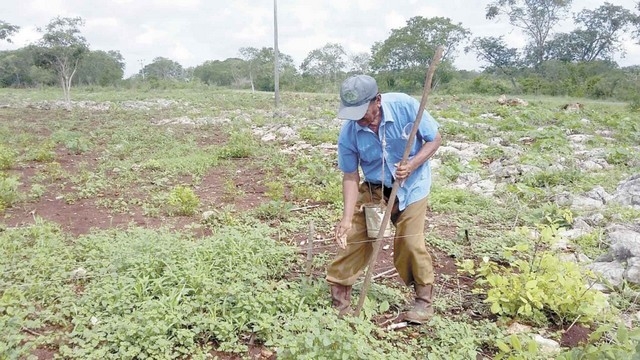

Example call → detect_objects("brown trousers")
326 182 434 287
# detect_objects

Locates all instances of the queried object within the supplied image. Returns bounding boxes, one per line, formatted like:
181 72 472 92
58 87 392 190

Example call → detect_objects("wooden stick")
372 268 398 280
306 221 315 277
354 46 444 316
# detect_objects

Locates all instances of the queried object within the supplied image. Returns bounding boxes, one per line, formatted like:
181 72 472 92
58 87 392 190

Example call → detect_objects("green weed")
0 144 16 170
167 185 200 216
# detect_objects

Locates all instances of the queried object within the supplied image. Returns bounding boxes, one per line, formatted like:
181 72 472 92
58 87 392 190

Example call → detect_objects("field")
1 86 639 359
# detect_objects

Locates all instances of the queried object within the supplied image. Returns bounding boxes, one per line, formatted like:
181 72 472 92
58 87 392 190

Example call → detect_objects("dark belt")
364 181 393 199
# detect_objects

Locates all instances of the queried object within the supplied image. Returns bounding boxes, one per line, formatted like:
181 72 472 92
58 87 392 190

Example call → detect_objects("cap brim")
337 102 369 120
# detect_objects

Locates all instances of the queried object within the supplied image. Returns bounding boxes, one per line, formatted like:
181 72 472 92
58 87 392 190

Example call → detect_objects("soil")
0 118 574 359
560 324 593 348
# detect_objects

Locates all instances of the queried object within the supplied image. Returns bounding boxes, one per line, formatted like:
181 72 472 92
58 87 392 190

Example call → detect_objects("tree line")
1 0 640 102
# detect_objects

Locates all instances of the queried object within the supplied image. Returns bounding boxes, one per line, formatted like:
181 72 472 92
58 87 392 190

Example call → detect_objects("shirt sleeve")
418 110 439 142
405 95 439 142
337 124 359 173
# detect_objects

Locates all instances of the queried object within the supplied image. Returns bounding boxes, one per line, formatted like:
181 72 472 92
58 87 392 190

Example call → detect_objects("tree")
347 52 372 75
546 3 635 62
75 50 124 86
371 16 469 71
37 17 88 103
371 16 469 91
239 47 260 91
142 57 184 81
468 36 521 89
238 47 296 91
486 0 573 67
193 58 244 86
633 1 640 44
0 21 19 43
300 43 346 85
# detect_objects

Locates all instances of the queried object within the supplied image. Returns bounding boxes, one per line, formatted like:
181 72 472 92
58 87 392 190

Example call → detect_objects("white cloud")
0 0 638 75
384 11 406 30
86 17 120 29
135 26 168 46
170 43 193 64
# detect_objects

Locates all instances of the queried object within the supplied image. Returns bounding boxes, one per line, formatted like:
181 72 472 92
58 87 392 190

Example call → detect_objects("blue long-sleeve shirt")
337 92 440 211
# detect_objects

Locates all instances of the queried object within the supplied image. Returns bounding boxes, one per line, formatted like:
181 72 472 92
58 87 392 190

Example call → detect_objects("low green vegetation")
0 88 638 358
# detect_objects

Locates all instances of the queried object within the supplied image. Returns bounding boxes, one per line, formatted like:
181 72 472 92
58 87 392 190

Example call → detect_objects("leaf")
496 340 511 353
525 280 538 289
379 301 390 313
491 302 502 314
511 335 522 352
617 325 629 344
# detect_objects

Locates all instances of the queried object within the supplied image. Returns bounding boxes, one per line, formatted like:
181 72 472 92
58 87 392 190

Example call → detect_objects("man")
326 74 441 324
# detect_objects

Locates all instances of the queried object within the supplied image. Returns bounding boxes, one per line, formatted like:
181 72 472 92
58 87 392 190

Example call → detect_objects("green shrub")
253 200 293 221
0 144 16 170
31 141 56 162
461 230 608 326
299 127 338 145
167 185 200 216
606 147 633 166
216 132 255 159
0 175 21 211
272 309 413 360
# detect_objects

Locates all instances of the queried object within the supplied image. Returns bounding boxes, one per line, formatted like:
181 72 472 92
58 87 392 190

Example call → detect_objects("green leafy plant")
494 334 545 360
606 147 633 166
299 126 338 145
63 136 92 154
460 226 608 326
253 200 293 221
167 185 200 216
0 144 16 170
0 175 21 211
265 179 285 201
216 132 255 159
413 316 503 359
478 145 505 164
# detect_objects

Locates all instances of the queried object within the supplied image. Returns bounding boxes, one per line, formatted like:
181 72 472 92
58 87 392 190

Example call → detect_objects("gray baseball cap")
338 75 378 120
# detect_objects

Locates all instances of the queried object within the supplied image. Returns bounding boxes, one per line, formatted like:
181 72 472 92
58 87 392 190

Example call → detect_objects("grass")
0 86 639 358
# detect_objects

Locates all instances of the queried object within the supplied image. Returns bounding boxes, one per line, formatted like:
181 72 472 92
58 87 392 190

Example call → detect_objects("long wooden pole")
354 46 444 316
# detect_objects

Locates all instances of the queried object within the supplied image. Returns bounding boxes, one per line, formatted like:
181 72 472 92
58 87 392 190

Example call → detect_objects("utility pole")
139 59 145 81
273 0 280 108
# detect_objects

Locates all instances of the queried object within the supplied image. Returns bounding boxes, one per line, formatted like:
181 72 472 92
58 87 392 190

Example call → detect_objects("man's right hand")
334 220 351 249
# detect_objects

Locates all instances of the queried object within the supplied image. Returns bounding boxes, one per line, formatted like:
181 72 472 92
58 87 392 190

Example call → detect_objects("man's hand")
395 160 413 181
334 219 351 249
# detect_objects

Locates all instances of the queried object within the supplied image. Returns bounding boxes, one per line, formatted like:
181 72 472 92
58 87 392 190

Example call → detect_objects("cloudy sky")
1 0 639 77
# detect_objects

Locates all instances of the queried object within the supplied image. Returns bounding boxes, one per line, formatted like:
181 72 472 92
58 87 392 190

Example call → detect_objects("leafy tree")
238 47 296 91
546 3 635 62
0 49 37 87
486 0 573 67
239 47 260 91
371 16 469 70
36 16 88 102
0 45 57 87
467 36 521 89
142 57 184 81
371 16 469 91
300 43 346 85
634 1 640 43
0 20 19 43
347 52 372 75
75 50 124 86
193 58 244 86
